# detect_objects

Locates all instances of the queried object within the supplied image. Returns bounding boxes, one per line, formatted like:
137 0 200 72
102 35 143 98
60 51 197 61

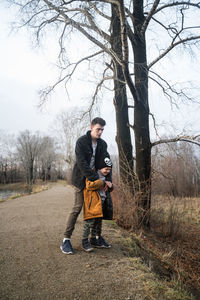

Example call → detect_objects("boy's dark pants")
64 188 84 238
83 218 102 239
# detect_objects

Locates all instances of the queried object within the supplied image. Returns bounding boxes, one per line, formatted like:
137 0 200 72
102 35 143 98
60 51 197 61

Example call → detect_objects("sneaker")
82 238 94 252
90 237 104 248
60 239 74 254
97 235 111 248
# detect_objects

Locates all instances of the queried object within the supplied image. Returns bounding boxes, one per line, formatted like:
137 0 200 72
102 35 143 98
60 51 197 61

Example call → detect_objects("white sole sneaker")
82 247 94 252
60 245 73 254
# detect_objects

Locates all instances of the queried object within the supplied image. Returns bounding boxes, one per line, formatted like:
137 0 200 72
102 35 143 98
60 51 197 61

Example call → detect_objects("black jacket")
103 191 113 220
71 130 111 190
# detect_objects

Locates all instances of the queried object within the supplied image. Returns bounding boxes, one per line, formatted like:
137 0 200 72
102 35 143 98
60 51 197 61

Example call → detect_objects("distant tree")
0 131 20 184
39 136 57 181
17 130 42 185
51 108 90 171
8 0 200 227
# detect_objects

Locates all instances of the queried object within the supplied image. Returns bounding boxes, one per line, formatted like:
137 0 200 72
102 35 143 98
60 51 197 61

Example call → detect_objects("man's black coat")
71 130 112 190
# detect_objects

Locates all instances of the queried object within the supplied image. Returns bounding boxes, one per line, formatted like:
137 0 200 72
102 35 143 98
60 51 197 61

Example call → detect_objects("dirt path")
0 184 188 300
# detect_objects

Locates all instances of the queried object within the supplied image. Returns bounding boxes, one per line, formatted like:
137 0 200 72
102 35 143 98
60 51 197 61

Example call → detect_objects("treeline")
152 141 200 197
0 109 90 186
0 130 65 185
1 126 200 197
111 141 200 198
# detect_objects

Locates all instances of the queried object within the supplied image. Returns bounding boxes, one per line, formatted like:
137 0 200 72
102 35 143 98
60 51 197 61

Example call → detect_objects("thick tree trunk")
132 1 151 227
111 4 134 185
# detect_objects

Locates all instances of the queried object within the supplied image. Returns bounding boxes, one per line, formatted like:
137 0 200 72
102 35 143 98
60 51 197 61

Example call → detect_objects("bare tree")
17 130 42 186
0 131 20 184
51 107 90 171
7 0 200 227
39 136 57 181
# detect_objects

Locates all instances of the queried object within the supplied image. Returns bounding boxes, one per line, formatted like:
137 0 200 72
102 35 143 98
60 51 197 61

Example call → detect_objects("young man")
60 117 112 254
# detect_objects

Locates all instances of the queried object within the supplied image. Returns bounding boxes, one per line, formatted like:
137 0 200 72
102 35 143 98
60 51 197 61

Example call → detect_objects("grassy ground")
107 221 195 300
112 189 200 297
148 195 200 295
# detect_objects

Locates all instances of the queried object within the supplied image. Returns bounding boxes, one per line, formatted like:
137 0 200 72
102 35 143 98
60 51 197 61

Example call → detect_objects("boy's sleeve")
85 179 104 191
105 168 112 183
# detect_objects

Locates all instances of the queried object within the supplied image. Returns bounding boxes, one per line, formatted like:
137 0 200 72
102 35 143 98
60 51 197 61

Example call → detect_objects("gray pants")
64 188 84 238
82 218 102 239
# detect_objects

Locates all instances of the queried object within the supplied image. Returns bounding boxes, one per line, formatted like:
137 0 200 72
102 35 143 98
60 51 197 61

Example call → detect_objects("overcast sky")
0 2 200 154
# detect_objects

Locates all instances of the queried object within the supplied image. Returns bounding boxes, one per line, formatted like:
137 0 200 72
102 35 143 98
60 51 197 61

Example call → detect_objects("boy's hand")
105 181 112 188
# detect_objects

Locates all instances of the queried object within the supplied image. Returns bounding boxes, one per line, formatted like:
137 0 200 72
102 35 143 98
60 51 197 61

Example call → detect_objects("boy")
82 155 113 252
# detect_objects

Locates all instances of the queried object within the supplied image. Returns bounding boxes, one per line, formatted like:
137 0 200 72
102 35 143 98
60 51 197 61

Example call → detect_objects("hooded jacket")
71 130 111 190
83 178 104 221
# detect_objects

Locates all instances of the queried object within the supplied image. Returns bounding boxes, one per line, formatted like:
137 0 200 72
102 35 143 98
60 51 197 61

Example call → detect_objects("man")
60 117 112 254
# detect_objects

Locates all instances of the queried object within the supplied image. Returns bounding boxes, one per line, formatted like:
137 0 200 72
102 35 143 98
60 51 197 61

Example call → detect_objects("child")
82 155 113 252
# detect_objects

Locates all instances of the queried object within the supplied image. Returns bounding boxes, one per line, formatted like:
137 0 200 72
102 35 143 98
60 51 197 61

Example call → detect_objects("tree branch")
38 50 104 105
148 35 200 69
141 0 160 34
149 112 160 138
152 135 200 148
115 0 139 102
149 70 194 105
88 2 111 21
43 0 122 64
154 2 200 15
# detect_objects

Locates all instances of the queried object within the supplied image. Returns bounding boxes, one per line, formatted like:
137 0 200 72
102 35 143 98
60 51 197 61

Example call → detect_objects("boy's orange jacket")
83 178 104 221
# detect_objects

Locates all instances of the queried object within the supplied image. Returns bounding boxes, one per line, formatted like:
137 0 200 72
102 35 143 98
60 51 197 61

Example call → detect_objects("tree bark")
111 4 134 186
132 0 151 227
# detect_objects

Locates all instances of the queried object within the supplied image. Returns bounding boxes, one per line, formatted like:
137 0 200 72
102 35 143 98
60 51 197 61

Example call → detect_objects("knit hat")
99 155 112 169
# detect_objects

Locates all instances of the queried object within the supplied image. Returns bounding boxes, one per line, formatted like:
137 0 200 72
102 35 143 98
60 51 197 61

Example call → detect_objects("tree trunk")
27 159 34 186
111 4 134 186
47 165 51 180
132 1 151 227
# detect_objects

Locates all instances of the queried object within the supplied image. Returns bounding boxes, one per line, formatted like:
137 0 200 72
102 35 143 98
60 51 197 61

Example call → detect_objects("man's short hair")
91 117 106 126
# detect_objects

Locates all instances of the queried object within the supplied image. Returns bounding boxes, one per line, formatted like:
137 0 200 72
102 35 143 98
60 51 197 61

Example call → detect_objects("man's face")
90 123 104 139
100 167 111 176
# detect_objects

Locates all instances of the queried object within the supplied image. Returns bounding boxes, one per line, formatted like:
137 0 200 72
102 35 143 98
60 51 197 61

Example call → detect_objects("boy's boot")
97 235 111 248
82 238 94 252
90 237 104 248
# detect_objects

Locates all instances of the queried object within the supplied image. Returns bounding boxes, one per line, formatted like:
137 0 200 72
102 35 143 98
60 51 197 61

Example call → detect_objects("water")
0 190 21 200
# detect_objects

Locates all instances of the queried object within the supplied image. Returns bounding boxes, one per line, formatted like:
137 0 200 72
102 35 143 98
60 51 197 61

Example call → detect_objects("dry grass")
152 195 200 226
149 195 200 292
0 182 27 191
112 186 200 294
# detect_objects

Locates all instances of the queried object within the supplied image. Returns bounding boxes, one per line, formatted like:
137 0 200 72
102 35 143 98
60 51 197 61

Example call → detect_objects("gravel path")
0 184 171 300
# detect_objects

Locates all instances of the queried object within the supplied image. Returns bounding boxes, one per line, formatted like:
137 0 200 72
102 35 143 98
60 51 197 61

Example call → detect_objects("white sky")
0 3 200 155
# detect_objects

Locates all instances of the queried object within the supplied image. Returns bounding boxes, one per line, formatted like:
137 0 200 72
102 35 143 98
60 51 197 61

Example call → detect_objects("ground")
0 184 193 300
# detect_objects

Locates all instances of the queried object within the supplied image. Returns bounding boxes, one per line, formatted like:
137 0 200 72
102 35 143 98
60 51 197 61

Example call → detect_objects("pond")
0 190 26 200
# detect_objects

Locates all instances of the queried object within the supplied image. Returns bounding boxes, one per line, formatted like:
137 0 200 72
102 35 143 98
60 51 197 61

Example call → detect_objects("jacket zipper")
89 196 92 209
96 192 100 200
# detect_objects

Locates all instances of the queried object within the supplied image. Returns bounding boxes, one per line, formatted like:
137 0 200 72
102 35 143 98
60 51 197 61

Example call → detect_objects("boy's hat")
99 155 112 169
